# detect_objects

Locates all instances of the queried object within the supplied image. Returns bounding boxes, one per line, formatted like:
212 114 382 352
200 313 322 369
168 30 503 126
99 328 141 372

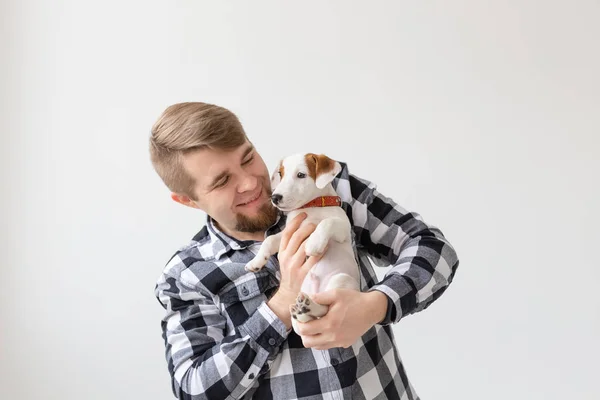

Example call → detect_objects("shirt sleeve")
155 271 288 399
335 165 460 324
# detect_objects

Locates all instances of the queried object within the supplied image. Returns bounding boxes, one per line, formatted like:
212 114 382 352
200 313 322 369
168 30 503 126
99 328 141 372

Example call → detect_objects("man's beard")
235 202 279 233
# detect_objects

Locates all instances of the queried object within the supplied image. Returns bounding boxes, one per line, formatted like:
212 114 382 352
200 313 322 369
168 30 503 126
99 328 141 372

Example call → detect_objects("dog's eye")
297 172 306 178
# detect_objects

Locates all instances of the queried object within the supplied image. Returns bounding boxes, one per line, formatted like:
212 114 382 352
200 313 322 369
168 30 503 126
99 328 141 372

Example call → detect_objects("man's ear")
171 193 201 209
307 154 342 189
270 159 283 191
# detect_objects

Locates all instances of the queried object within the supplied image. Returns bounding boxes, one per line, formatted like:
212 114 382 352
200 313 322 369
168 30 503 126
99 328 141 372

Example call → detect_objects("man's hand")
267 213 323 330
294 289 389 350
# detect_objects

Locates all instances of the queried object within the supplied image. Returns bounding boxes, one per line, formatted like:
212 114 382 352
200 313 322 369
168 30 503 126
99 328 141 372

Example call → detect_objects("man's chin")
235 203 279 233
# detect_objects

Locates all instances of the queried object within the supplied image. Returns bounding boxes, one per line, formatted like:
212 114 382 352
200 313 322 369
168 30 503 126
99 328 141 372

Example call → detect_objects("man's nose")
238 174 258 192
271 194 283 205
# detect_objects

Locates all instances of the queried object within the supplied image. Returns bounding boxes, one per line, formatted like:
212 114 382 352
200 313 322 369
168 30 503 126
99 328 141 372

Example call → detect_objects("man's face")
177 141 278 237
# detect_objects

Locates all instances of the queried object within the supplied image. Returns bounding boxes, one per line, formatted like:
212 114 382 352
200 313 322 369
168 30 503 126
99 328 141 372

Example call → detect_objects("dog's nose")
271 194 283 205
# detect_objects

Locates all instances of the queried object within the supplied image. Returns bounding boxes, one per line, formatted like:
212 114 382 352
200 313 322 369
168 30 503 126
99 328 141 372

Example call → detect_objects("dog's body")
245 153 360 333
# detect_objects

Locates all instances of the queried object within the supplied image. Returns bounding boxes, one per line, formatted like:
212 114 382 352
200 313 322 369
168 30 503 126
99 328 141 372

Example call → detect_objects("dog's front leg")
305 217 351 256
245 232 283 272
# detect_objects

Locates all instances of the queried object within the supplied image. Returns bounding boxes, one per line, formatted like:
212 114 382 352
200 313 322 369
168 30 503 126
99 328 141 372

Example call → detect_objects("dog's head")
269 153 342 211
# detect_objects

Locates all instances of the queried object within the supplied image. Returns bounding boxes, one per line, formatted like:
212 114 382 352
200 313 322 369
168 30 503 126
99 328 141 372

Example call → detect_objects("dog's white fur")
245 153 360 333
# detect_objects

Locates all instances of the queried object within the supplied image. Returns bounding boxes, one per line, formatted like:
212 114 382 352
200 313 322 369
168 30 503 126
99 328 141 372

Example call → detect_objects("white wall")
2 1 599 399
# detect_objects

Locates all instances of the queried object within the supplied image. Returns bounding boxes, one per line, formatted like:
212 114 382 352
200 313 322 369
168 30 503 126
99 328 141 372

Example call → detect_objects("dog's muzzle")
271 194 283 205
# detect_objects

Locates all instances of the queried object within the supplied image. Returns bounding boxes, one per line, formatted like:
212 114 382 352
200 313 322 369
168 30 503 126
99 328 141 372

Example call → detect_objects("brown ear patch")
304 153 335 181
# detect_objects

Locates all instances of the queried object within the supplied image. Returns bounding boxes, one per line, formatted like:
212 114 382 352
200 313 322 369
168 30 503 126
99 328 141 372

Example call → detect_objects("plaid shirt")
155 161 459 400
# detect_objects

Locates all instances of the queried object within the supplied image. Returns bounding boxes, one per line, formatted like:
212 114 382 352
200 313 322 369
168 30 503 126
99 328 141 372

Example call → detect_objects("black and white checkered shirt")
155 161 459 399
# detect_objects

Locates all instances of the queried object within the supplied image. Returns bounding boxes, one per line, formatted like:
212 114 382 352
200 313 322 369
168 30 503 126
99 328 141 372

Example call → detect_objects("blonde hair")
149 102 247 199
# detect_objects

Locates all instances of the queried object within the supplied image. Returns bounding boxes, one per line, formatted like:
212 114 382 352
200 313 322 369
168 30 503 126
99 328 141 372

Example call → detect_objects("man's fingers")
300 331 335 349
310 289 338 306
284 222 316 256
296 318 327 336
300 253 323 275
290 241 310 270
279 213 307 251
293 254 323 285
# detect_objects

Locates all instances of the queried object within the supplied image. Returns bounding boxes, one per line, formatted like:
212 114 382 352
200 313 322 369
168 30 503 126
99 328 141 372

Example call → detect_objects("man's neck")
236 231 267 242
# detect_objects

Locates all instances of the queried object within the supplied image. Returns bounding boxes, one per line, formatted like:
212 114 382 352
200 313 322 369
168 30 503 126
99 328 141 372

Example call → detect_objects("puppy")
245 153 360 332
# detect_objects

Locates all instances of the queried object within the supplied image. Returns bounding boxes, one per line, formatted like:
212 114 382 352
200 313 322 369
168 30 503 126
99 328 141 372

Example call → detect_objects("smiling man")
150 102 459 400
171 140 278 238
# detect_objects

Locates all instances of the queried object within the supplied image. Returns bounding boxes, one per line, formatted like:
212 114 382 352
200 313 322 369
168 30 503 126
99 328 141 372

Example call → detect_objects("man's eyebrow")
242 144 254 159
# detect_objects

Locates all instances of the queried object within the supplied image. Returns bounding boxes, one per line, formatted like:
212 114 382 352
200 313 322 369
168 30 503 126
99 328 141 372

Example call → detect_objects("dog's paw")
305 234 328 257
290 292 329 323
245 255 268 272
290 293 316 323
289 304 300 320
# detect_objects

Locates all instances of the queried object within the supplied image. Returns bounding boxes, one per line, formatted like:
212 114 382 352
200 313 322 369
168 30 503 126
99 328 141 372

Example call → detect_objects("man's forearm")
372 234 459 324
162 300 288 399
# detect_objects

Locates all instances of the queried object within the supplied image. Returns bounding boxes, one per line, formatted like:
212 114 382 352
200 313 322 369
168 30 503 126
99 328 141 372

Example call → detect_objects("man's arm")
155 271 288 400
337 166 459 324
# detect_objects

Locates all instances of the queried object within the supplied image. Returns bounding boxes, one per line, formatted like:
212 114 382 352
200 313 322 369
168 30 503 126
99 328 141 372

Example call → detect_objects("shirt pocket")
217 270 279 326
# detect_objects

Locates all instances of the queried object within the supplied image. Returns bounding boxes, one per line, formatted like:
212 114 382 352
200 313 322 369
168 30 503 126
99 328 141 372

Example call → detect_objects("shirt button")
241 286 249 296
249 373 255 379
268 338 277 346
331 358 339 366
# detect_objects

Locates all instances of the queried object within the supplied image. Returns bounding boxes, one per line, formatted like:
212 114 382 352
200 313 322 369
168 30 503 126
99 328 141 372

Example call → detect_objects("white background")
2 1 599 399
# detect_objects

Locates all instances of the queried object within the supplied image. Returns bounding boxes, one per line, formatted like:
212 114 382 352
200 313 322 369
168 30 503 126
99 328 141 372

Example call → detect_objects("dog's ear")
306 153 342 189
270 159 284 190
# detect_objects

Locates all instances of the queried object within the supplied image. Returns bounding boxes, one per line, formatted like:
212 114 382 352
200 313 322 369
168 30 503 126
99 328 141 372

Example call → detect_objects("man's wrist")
364 290 389 325
266 290 295 330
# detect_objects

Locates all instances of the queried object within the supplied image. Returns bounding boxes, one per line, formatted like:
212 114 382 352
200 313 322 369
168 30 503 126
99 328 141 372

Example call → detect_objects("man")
150 102 459 400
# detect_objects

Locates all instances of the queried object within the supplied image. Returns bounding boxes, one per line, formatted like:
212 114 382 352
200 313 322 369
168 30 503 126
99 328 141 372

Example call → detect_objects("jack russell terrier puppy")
245 153 361 333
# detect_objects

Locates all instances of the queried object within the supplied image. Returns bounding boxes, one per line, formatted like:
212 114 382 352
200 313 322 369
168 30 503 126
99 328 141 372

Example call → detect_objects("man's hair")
149 102 247 200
